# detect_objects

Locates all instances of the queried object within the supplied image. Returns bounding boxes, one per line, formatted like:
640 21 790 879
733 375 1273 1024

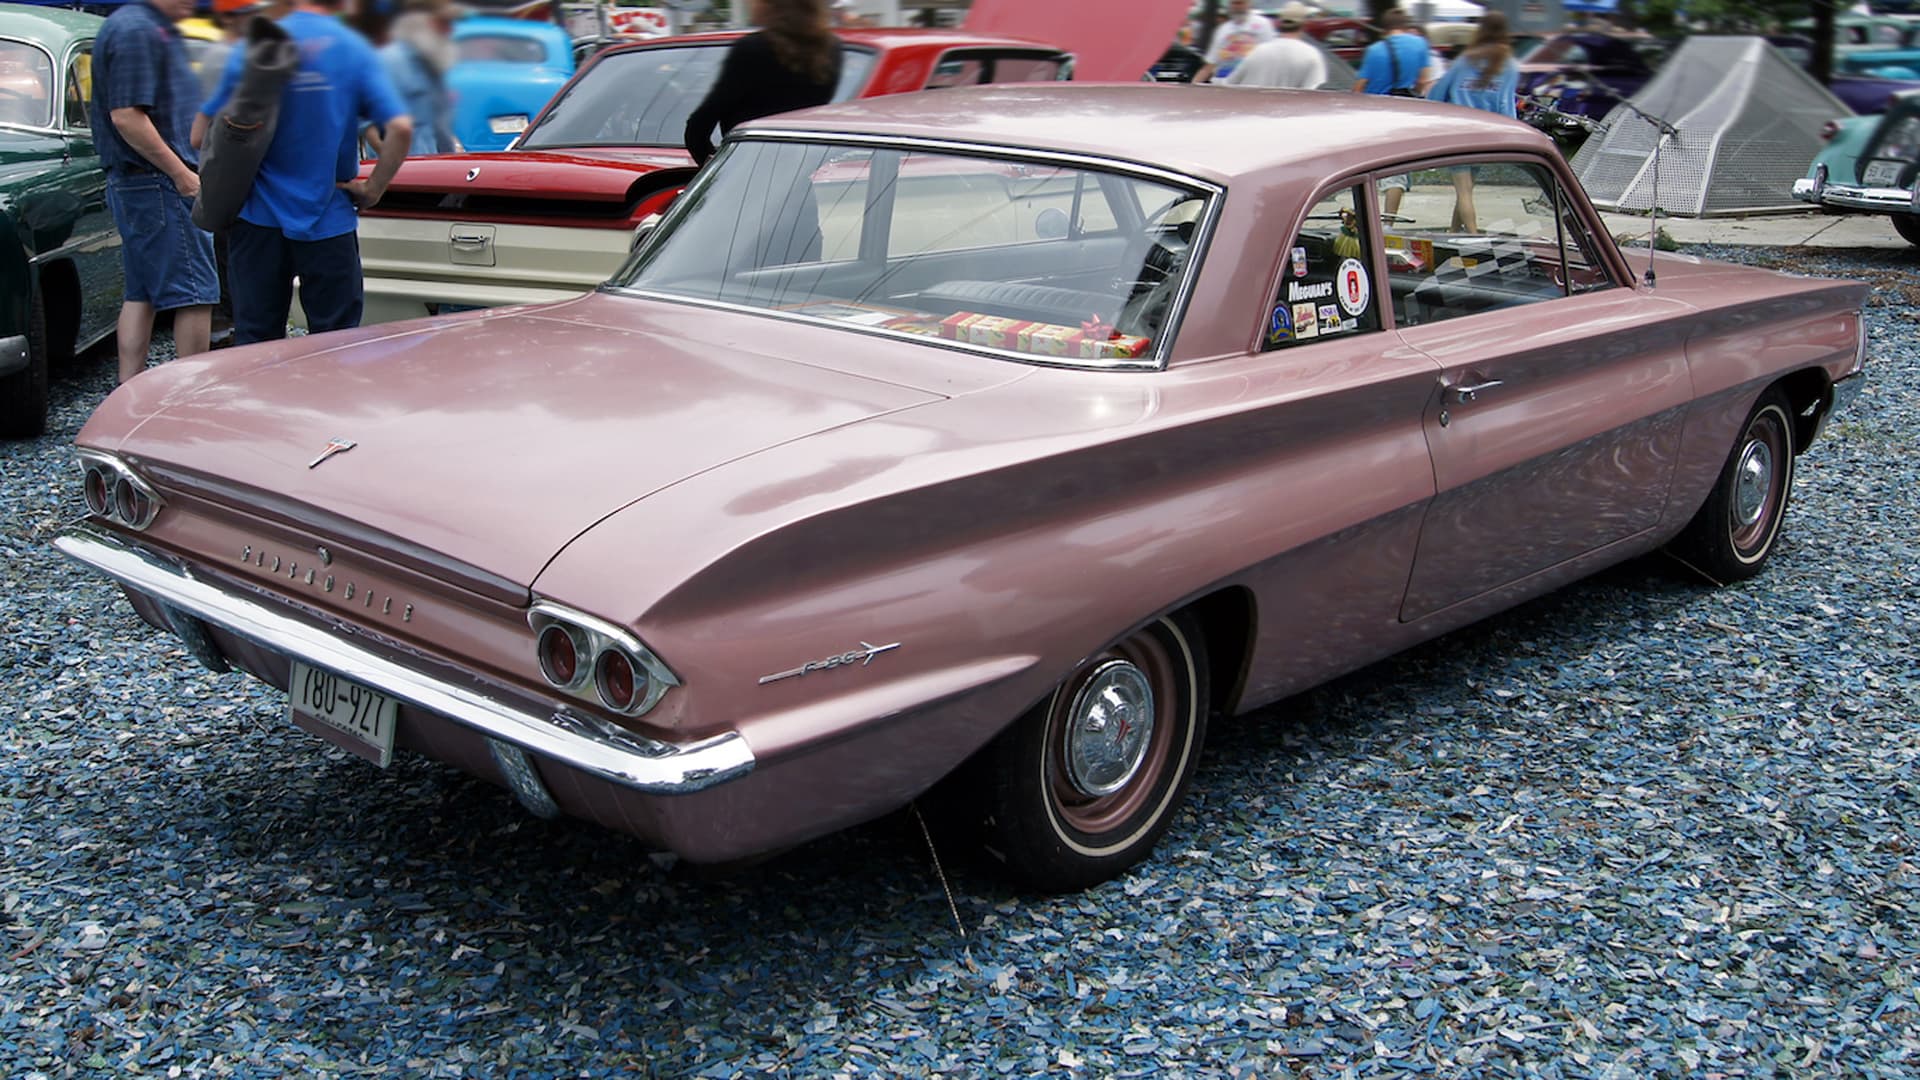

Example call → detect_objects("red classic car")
61 86 1866 891
356 28 1072 324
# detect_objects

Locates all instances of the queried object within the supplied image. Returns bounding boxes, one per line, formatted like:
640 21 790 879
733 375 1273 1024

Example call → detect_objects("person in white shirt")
1222 3 1327 89
1196 0 1276 83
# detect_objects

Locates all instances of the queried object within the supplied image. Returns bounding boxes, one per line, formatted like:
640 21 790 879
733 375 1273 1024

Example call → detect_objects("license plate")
1863 160 1904 187
489 115 529 135
288 660 398 767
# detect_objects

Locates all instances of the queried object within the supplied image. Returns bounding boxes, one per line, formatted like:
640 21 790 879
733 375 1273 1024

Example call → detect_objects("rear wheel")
0 289 51 439
1670 388 1795 582
975 613 1208 892
1894 213 1920 247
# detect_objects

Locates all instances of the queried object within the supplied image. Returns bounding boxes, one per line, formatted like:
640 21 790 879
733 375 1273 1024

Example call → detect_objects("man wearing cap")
1195 0 1275 84
1223 3 1327 89
373 0 457 155
193 0 412 343
93 0 218 382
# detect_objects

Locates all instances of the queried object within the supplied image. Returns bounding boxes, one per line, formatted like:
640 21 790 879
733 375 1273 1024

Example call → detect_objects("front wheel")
975 613 1208 892
1670 388 1796 582
1893 213 1920 247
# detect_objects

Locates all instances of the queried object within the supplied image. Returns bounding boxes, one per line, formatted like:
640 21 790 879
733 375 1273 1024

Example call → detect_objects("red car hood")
368 148 695 202
86 301 949 588
966 0 1190 81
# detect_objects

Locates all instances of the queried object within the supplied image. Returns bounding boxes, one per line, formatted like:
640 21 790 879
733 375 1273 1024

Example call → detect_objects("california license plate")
489 115 529 135
1863 160 1903 187
288 660 398 767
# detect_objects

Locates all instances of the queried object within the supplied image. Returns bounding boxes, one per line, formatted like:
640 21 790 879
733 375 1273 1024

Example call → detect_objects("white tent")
1410 0 1486 22
1570 36 1852 216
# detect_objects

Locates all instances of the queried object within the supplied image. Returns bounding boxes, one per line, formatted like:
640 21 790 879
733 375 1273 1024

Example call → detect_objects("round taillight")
537 624 580 687
595 648 639 712
83 467 110 515
1820 120 1840 142
113 476 149 526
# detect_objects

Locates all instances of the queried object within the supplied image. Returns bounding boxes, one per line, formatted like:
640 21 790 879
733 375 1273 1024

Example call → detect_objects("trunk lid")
109 302 947 587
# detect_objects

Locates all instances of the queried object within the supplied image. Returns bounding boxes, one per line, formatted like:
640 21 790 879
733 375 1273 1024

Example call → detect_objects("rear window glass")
457 34 551 64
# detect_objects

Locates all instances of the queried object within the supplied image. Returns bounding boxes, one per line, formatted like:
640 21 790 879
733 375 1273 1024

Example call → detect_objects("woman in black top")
684 0 842 165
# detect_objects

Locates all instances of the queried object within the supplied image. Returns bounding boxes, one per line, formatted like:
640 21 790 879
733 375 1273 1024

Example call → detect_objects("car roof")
602 26 1067 59
0 2 101 44
741 82 1552 185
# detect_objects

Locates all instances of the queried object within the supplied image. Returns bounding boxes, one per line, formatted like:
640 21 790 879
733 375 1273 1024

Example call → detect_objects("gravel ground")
4 246 1918 1078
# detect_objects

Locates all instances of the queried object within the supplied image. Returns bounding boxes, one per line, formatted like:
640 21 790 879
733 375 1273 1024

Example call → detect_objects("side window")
1378 160 1615 329
65 47 90 129
1264 184 1382 350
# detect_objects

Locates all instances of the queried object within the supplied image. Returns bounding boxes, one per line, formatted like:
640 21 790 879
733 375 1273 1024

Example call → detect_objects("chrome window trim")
604 130 1224 372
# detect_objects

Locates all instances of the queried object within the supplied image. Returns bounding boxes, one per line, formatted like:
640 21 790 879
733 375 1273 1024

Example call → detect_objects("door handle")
1449 379 1504 404
450 233 492 249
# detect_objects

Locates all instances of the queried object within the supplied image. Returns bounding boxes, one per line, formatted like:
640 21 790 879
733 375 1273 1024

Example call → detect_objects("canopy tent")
1571 36 1852 216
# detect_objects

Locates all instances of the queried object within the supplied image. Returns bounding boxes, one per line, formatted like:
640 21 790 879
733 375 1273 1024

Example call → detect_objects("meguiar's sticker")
1292 302 1318 340
1291 246 1308 278
1337 258 1370 316
1266 303 1293 345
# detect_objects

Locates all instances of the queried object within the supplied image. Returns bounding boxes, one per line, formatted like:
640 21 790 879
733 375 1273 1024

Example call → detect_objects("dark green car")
0 4 121 438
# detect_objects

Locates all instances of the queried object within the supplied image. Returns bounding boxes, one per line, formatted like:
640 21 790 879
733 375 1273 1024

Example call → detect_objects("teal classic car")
1794 88 1920 247
0 3 121 438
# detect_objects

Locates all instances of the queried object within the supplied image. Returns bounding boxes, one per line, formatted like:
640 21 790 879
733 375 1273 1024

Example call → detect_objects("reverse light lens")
83 467 109 515
595 649 639 712
537 624 581 687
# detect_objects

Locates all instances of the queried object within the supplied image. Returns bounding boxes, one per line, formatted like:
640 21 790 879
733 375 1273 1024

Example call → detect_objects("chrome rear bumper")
54 523 754 795
1792 172 1919 214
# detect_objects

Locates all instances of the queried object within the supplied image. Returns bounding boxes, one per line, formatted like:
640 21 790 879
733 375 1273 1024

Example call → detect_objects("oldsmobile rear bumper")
1792 170 1919 214
53 523 755 796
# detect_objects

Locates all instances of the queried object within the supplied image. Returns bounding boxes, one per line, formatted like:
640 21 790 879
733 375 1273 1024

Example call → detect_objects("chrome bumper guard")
54 523 754 795
1791 174 1920 214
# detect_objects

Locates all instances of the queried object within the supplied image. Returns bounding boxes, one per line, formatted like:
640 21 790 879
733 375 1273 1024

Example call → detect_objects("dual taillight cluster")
80 453 162 531
530 604 677 717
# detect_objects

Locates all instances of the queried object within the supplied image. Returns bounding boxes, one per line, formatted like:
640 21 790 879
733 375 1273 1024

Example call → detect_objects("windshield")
611 139 1211 368
520 43 875 149
0 41 54 128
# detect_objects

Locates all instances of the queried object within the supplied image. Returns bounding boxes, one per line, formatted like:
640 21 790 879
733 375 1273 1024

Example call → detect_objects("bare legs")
1450 170 1478 233
118 302 214 384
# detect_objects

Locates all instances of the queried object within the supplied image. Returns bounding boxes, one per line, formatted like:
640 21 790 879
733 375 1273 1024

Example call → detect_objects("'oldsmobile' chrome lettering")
238 544 412 623
1287 280 1333 301
759 641 901 685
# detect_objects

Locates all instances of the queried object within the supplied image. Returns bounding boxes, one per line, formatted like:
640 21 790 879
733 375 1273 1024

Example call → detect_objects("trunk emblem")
466 167 481 182
307 438 358 469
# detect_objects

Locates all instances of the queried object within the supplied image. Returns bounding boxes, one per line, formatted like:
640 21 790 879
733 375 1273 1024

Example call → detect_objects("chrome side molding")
53 523 754 796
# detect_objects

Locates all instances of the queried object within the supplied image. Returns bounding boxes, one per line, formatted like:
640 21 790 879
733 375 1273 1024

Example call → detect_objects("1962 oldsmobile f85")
59 85 1866 891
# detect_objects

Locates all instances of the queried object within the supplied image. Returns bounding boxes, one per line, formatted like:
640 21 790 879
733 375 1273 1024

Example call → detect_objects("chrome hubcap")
1064 659 1156 797
1733 438 1774 529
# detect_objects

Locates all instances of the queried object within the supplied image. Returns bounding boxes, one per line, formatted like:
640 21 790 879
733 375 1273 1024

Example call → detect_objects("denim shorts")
107 173 219 310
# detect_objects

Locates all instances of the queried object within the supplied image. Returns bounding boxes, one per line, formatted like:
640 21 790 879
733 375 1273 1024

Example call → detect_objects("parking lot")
3 243 1916 1077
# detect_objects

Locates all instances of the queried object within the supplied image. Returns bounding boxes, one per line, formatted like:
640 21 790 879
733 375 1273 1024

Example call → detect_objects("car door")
56 39 119 351
1382 156 1695 621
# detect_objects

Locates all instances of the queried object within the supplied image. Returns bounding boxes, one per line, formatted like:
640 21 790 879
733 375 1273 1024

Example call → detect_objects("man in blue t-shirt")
93 0 220 382
193 0 411 343
1352 8 1435 216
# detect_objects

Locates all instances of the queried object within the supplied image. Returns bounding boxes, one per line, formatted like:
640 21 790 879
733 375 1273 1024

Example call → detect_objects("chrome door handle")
450 234 491 248
1449 379 1504 404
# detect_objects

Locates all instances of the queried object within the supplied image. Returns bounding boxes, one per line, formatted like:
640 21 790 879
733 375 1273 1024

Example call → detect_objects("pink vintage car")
59 85 1866 892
